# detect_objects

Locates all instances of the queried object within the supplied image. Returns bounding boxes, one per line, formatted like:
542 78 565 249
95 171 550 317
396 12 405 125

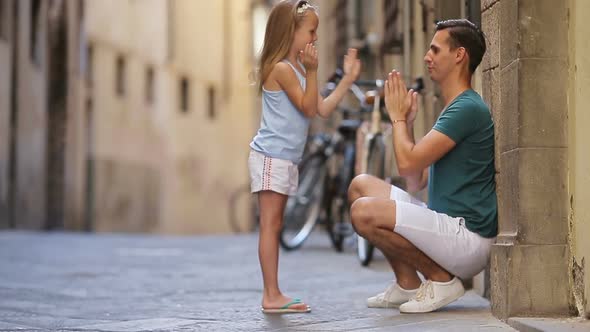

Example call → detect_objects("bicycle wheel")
228 184 259 233
280 153 327 250
326 143 355 252
357 136 385 266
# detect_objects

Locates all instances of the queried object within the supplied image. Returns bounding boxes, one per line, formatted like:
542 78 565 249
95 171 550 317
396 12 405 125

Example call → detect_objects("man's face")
424 30 456 83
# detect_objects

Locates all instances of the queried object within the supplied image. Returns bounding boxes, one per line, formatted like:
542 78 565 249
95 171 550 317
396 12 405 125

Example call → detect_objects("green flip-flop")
261 298 312 314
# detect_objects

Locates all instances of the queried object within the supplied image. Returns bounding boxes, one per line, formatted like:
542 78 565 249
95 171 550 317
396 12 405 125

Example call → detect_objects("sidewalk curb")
508 317 590 332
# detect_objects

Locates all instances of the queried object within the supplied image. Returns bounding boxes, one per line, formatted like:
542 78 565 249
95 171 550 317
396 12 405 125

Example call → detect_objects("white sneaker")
399 277 465 313
367 282 418 308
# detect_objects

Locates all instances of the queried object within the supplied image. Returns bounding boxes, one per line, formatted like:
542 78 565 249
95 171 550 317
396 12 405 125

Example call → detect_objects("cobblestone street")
0 231 518 331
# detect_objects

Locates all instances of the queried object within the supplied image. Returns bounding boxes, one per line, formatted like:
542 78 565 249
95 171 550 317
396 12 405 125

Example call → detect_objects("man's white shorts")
248 149 298 196
390 185 495 280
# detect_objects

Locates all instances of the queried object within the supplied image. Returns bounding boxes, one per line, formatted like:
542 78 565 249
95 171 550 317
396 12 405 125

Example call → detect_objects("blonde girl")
249 0 361 313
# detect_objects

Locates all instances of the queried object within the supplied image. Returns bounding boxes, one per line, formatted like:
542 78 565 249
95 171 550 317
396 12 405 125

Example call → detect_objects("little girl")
248 0 361 314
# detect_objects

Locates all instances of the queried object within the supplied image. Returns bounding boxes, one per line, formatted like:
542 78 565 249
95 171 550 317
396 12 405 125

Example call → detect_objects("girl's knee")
258 216 283 233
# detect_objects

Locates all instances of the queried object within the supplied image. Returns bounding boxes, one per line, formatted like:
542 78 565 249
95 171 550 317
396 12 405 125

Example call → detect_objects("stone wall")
482 0 573 319
568 0 590 318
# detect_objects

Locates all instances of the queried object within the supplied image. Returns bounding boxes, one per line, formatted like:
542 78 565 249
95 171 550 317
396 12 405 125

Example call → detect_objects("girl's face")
292 11 318 54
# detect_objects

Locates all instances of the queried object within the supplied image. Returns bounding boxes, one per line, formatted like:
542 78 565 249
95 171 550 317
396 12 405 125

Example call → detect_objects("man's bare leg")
348 175 422 289
351 197 465 313
350 197 453 282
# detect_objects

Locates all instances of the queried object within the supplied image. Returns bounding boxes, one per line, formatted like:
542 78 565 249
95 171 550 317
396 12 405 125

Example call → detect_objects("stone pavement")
0 231 520 331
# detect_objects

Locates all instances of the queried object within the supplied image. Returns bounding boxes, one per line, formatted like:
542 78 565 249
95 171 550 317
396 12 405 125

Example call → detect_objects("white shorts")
248 149 298 196
390 185 495 280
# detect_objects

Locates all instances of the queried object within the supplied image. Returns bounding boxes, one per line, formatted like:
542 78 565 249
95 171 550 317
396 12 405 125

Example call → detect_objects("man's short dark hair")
436 19 486 73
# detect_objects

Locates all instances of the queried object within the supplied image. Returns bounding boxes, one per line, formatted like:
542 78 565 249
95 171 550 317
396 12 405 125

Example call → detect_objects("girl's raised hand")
300 43 318 72
343 48 361 81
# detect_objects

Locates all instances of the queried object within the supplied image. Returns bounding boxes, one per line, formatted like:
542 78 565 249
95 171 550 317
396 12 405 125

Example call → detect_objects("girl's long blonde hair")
257 0 316 92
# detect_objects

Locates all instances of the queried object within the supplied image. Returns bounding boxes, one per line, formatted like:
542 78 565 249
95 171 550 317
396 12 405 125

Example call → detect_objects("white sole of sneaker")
367 302 402 309
399 289 465 314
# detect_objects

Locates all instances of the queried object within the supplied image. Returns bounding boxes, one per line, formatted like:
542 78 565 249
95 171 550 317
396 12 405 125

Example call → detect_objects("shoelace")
413 280 434 302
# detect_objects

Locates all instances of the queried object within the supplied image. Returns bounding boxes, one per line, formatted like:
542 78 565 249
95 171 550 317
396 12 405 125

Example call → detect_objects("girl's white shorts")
248 149 298 196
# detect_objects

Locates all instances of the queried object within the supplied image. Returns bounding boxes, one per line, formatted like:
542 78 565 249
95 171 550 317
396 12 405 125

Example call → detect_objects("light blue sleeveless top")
250 60 310 163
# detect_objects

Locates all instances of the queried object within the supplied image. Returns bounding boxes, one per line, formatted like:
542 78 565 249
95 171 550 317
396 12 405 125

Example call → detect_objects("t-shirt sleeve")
433 100 482 143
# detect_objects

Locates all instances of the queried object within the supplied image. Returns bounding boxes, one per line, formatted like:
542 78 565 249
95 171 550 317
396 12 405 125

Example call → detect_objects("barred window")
207 85 216 120
86 44 93 87
180 77 190 113
145 67 155 105
115 56 126 97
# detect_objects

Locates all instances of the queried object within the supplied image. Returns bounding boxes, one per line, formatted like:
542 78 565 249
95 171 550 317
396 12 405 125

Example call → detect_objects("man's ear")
455 47 467 65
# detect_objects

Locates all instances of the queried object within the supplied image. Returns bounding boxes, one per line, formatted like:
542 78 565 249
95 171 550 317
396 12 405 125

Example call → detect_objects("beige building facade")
85 0 257 234
1 0 260 234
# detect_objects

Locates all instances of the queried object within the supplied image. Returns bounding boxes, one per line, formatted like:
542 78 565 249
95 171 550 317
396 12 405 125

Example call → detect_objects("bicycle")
279 110 364 251
279 71 372 251
228 183 259 233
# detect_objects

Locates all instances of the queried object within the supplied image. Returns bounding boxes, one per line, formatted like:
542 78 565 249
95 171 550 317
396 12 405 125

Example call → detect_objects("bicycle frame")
356 91 393 181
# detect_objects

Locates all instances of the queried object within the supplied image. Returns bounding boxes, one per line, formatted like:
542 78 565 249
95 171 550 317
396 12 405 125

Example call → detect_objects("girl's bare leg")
258 190 309 310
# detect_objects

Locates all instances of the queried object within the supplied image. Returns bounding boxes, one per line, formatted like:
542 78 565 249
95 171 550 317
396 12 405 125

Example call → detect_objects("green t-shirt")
428 89 497 238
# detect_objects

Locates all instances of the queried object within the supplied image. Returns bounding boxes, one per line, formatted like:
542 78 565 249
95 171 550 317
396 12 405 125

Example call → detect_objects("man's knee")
350 197 377 236
348 174 375 203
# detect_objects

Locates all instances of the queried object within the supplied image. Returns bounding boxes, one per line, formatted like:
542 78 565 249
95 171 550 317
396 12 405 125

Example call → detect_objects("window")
86 44 93 87
145 67 155 104
208 86 216 119
179 77 189 113
115 55 126 96
30 0 41 64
